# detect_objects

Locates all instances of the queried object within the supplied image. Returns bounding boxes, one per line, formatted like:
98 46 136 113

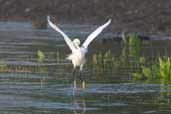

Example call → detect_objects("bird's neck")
76 45 80 49
74 44 80 49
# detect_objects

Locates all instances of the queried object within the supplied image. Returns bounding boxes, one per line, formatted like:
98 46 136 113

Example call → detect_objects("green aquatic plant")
121 32 127 46
56 49 62 63
103 51 116 72
0 64 48 73
128 33 140 60
37 50 45 63
159 57 171 80
132 56 146 80
0 59 7 72
0 59 7 67
91 50 116 77
120 33 141 69
47 52 54 60
132 57 171 82
129 33 140 47
91 33 142 78
120 32 128 66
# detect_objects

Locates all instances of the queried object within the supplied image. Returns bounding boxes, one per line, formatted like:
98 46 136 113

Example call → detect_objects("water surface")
0 22 171 114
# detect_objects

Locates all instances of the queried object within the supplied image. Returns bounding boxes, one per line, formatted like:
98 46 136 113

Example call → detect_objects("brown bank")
0 0 171 33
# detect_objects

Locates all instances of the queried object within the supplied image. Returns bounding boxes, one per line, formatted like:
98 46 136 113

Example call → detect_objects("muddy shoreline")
0 0 171 34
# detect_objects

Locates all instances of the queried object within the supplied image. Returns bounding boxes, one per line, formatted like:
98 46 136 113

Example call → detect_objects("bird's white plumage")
47 16 76 52
82 19 112 49
47 16 111 71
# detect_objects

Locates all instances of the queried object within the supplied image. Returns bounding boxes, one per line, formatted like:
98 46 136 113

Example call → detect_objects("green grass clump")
37 50 45 63
132 57 171 82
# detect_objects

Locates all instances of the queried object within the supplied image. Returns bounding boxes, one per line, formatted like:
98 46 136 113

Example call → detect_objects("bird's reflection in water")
72 78 86 114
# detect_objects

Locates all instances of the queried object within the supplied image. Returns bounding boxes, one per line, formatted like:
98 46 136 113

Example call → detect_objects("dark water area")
0 22 171 114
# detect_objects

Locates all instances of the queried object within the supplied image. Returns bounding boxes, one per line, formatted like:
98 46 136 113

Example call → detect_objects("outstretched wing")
47 16 76 52
82 19 112 49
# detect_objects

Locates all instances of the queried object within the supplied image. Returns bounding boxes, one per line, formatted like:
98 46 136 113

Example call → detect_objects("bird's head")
73 38 81 47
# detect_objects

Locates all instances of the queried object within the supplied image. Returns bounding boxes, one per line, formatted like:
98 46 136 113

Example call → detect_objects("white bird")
47 16 111 72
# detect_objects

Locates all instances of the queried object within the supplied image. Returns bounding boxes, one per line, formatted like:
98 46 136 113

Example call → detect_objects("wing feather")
82 19 112 49
47 16 76 52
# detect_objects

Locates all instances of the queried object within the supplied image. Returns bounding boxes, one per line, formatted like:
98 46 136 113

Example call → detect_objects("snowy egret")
47 16 111 72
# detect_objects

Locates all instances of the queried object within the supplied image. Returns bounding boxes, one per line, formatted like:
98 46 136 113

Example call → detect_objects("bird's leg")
82 80 86 90
79 71 85 90
79 70 81 79
73 68 77 91
79 67 82 81
79 70 86 90
79 64 83 78
73 68 76 79
79 66 86 90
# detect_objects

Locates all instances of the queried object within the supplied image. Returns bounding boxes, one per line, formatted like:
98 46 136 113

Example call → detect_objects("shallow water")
0 22 171 114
